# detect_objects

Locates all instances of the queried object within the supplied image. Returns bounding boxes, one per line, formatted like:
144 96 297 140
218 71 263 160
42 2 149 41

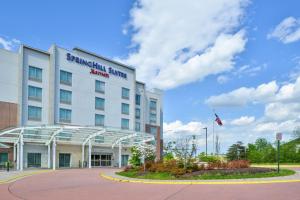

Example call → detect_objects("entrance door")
27 153 41 168
121 155 129 167
91 154 112 167
0 153 8 168
91 154 100 167
100 155 112 166
59 153 71 168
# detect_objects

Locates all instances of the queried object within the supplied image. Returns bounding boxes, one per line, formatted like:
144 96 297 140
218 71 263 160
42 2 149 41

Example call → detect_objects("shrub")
170 168 186 177
199 153 221 163
227 160 250 169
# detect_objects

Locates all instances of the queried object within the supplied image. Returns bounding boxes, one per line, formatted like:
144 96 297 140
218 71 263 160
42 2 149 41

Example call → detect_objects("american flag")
215 113 223 126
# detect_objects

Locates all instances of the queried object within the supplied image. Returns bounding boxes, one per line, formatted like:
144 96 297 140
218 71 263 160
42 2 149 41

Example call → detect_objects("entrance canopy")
0 125 155 148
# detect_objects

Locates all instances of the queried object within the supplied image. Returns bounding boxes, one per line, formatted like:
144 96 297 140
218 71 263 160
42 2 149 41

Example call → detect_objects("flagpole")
212 108 215 155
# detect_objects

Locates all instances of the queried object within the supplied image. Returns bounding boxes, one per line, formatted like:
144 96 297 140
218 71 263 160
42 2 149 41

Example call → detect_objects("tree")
226 141 246 161
293 126 300 139
247 138 276 163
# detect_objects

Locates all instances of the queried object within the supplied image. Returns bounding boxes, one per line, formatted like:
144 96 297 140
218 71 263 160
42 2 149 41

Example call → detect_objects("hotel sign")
66 53 127 79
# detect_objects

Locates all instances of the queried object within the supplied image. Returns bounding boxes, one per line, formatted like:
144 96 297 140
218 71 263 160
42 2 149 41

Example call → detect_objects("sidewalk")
101 169 300 184
0 169 51 184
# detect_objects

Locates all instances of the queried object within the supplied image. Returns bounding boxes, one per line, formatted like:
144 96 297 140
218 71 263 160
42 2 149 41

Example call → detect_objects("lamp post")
203 127 208 156
276 133 282 173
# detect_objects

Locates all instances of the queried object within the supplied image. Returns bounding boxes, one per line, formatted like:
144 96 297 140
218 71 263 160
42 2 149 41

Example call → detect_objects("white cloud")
217 75 230 84
264 102 300 121
268 17 300 44
122 0 249 89
254 120 298 133
205 81 278 107
231 116 255 126
0 36 20 51
164 120 203 137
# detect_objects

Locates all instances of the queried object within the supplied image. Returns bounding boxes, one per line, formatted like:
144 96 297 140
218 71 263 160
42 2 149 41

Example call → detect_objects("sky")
1 0 300 153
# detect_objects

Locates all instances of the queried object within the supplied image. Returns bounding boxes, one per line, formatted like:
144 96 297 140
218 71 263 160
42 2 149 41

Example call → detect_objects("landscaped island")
117 160 295 180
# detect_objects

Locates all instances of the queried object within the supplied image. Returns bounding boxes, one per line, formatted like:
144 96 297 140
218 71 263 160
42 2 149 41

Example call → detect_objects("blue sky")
1 0 300 153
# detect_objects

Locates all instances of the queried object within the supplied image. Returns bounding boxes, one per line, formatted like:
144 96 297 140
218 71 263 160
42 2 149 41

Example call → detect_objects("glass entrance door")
59 153 71 168
27 153 41 168
0 153 8 168
91 154 112 167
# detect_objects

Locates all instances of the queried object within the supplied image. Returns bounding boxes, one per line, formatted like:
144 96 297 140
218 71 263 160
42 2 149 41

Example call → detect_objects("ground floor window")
59 153 71 168
27 153 41 168
121 155 129 167
91 154 112 167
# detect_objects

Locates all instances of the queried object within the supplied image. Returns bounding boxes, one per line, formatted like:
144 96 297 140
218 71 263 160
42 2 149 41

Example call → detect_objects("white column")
13 144 16 163
16 143 20 170
52 138 56 170
81 145 85 168
88 140 92 169
20 134 24 171
118 143 122 168
48 144 51 168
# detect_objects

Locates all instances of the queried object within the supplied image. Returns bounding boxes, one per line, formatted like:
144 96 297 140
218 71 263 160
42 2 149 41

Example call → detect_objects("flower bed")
117 159 295 180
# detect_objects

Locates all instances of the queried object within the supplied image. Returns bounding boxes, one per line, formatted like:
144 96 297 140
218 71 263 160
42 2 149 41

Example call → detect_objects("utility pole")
203 127 208 156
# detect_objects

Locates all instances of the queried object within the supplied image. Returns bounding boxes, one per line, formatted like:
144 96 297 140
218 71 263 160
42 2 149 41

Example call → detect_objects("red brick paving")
0 168 300 200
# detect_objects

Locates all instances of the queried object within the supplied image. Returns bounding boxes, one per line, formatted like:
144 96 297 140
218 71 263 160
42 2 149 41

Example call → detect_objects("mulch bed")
181 167 275 178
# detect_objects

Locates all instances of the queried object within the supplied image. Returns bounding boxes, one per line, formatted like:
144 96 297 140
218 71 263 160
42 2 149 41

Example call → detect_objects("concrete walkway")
102 168 300 184
0 169 51 184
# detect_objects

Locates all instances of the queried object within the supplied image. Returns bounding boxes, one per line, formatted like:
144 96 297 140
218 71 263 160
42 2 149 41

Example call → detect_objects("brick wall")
0 101 18 130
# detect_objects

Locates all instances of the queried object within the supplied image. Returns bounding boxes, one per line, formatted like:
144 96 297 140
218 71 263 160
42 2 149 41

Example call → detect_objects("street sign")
276 133 282 141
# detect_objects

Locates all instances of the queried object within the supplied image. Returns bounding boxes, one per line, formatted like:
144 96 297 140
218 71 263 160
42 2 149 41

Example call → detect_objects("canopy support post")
81 145 85 168
48 144 51 168
88 140 92 169
52 137 56 170
19 133 24 171
119 142 122 168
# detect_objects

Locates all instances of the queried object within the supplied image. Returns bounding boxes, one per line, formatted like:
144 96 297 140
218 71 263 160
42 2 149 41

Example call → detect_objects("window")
28 106 42 121
28 86 42 101
135 122 141 132
135 94 141 105
121 103 129 115
60 89 72 104
121 118 129 129
60 70 72 85
59 108 71 123
150 113 157 124
150 127 157 135
27 153 41 168
28 66 42 82
95 135 104 143
95 114 104 126
150 100 157 110
122 88 130 99
95 80 105 93
135 108 140 119
95 97 105 110
0 153 8 165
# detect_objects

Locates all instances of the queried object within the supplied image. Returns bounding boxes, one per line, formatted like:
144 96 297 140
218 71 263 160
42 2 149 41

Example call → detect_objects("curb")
100 173 300 185
0 170 51 184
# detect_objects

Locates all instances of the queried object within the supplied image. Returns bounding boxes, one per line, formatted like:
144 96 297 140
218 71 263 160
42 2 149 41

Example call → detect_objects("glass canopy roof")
0 125 155 147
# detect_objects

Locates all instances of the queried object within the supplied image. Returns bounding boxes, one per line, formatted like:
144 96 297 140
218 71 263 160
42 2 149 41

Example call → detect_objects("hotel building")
0 44 163 170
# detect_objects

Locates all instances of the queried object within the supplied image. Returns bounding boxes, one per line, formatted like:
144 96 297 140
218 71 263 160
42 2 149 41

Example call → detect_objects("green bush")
198 152 221 163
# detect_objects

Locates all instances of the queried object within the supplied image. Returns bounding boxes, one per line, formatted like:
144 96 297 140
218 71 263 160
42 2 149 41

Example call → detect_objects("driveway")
0 168 299 200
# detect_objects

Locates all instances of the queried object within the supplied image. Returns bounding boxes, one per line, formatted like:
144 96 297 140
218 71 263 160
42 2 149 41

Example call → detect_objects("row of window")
29 66 130 99
27 106 132 129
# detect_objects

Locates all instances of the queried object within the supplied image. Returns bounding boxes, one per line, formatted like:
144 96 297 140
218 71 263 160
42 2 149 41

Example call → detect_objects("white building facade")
0 45 163 169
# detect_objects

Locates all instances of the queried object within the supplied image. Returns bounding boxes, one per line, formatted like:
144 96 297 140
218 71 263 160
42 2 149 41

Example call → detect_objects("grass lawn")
116 169 295 180
251 163 300 168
